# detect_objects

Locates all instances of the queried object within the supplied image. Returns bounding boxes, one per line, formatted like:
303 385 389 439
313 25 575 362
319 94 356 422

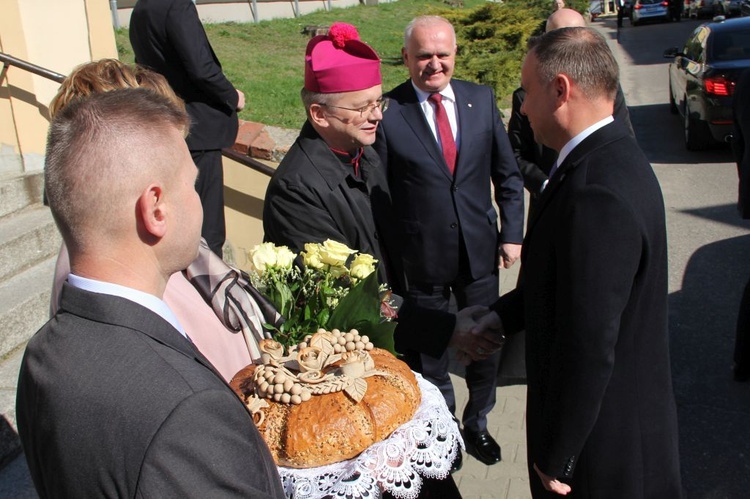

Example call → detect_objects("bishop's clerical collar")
330 146 364 177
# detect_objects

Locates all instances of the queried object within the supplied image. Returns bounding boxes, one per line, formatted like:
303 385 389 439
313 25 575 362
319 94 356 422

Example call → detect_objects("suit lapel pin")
468 103 472 108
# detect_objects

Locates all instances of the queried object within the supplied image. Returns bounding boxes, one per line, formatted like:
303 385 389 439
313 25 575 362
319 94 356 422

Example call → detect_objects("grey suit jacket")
17 284 284 498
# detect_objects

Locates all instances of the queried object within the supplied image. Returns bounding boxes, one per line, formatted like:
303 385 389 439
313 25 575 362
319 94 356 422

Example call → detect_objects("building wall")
0 0 117 176
113 0 364 27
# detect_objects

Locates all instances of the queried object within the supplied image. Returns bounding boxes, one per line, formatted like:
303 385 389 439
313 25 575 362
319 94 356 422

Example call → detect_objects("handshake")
448 306 506 364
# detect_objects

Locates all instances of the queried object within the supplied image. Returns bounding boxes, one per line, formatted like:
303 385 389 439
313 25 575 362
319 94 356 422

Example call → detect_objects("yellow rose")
274 245 296 269
249 242 279 275
301 243 324 269
319 239 356 268
349 253 378 280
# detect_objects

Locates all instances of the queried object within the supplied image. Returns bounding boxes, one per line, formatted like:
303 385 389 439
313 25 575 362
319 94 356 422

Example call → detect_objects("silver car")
631 0 670 25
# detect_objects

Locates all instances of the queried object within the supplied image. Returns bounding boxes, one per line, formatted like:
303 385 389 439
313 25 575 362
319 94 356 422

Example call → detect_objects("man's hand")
499 243 522 269
470 310 502 336
534 464 572 496
449 305 504 364
236 89 246 111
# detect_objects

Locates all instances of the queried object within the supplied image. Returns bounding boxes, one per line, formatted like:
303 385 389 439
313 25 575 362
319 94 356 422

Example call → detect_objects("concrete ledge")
233 120 297 163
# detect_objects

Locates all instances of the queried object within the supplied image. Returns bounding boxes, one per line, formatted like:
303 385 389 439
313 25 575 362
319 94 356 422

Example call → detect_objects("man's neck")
70 252 168 299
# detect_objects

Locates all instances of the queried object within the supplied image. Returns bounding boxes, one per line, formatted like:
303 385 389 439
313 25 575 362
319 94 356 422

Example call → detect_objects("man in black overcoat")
16 89 284 497
130 0 245 257
482 28 683 497
732 68 750 382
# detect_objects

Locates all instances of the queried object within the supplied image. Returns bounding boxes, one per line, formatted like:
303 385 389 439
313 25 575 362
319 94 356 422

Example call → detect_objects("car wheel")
684 102 711 151
669 83 678 114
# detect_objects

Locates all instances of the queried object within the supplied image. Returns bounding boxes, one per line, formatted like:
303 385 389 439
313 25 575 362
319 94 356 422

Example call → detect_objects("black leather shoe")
450 448 463 473
464 429 501 465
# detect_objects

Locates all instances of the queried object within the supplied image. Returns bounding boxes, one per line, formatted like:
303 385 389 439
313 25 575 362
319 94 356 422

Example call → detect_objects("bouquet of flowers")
247 240 397 353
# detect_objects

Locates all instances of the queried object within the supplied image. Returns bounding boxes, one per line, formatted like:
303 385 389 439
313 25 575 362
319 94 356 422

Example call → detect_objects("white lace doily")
276 373 463 499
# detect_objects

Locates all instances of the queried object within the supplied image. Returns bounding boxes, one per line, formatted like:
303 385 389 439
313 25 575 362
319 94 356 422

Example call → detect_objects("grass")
116 0 573 128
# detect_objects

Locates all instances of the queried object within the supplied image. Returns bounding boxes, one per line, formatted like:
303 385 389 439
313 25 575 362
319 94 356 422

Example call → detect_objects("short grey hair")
403 15 457 48
527 27 618 101
300 87 347 111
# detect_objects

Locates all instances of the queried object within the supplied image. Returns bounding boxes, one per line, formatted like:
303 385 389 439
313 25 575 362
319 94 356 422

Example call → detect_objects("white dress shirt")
411 81 461 151
551 115 615 178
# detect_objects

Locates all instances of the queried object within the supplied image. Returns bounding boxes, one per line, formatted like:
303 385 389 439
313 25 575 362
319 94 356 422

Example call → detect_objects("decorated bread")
230 329 421 468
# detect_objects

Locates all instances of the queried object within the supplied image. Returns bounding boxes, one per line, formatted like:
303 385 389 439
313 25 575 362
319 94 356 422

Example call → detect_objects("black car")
664 16 750 149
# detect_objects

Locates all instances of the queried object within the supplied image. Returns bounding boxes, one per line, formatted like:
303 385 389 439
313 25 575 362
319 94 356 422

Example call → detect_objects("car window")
639 0 662 4
684 28 708 62
709 30 750 61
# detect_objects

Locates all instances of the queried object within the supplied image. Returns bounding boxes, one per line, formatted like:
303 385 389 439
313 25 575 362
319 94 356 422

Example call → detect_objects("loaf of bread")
231 345 421 468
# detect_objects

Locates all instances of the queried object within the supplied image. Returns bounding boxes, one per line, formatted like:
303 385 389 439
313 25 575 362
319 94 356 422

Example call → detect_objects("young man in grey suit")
481 28 682 497
16 89 284 498
374 15 525 467
130 0 245 257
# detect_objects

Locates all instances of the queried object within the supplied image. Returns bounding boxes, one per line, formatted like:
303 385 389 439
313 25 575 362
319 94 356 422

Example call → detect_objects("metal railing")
0 51 276 178
0 52 65 85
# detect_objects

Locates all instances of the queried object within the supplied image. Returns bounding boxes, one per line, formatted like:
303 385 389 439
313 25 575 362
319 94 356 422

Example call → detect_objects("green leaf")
328 272 381 330
355 321 397 355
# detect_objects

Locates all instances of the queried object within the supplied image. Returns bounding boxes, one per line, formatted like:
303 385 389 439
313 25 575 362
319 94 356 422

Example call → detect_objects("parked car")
741 0 750 15
631 0 670 25
689 0 720 18
664 16 750 149
720 0 742 16
590 0 603 20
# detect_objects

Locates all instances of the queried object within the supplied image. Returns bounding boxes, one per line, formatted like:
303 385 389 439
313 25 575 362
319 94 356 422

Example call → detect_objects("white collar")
67 274 187 338
411 81 456 104
557 116 614 168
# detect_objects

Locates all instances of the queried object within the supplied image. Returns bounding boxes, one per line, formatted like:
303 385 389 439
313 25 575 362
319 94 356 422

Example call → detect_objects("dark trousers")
408 270 501 432
735 275 750 374
192 149 226 257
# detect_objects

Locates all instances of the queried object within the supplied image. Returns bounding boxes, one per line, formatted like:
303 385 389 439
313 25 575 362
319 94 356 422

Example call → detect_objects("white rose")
274 245 296 269
349 253 377 280
319 240 356 268
301 243 325 269
249 242 278 275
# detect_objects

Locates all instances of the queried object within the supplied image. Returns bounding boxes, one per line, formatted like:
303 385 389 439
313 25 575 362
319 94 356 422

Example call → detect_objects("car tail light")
661 1 669 5
705 76 735 96
634 3 642 9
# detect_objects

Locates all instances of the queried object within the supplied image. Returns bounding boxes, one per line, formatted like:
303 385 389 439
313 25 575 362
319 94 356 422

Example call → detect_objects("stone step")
0 174 44 220
0 206 61 283
0 258 55 361
0 347 25 470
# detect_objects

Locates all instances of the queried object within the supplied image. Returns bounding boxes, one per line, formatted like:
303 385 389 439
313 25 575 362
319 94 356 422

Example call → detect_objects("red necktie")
428 93 457 175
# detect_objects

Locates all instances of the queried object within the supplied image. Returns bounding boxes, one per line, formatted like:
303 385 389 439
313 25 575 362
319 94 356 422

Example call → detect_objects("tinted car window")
639 0 663 4
709 30 750 61
684 27 708 62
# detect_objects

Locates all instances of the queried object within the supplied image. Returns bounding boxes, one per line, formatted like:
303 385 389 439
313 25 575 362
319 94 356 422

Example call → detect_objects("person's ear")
137 183 168 239
309 103 330 128
402 46 408 65
553 74 572 104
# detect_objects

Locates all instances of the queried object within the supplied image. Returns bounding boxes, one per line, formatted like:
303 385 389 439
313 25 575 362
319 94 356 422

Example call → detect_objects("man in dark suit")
481 27 682 497
130 0 245 257
16 89 284 497
374 15 525 466
509 8 635 219
732 68 750 382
